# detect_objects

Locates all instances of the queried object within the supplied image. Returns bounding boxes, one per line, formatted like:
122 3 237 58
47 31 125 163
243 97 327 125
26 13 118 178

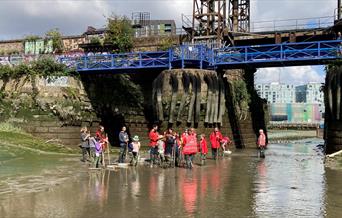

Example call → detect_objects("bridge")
69 40 342 72
60 0 342 153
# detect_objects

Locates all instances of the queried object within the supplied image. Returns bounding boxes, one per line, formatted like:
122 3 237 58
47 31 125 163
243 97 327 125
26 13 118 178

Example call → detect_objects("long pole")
339 0 342 20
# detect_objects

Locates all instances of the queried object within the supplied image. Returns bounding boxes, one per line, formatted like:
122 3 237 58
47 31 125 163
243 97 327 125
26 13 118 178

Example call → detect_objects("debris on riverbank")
325 150 342 170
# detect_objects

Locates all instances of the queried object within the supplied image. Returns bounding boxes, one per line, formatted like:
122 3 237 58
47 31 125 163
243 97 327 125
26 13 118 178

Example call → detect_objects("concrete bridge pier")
325 64 342 153
222 68 268 148
151 68 268 148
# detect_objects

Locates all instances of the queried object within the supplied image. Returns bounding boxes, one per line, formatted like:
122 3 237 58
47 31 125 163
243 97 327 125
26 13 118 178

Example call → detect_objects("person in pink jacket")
257 129 267 148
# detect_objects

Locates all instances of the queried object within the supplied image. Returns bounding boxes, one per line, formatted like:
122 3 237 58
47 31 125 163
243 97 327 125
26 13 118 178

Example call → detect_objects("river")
0 139 342 218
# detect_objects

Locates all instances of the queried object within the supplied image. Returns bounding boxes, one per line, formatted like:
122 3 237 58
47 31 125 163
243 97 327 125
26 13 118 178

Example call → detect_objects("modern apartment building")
255 82 296 103
255 82 325 122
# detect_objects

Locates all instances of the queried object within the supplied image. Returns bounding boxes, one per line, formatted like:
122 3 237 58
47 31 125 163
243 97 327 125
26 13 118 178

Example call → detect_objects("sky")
0 0 338 84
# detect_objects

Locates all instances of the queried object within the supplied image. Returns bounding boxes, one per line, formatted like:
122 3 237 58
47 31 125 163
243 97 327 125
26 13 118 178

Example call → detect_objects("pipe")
156 74 164 121
218 78 226 124
337 71 341 120
204 74 213 123
195 73 202 124
211 74 219 124
177 72 190 123
187 74 197 124
168 73 179 124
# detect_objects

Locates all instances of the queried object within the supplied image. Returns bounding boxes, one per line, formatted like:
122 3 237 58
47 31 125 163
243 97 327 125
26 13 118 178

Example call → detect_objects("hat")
132 135 139 141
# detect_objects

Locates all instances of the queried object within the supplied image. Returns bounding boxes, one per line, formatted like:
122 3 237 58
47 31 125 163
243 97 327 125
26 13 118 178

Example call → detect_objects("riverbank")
267 129 319 143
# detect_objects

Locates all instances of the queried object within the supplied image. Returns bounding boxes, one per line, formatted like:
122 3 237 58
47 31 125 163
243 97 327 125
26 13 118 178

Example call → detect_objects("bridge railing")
76 51 170 71
214 40 342 65
251 16 334 33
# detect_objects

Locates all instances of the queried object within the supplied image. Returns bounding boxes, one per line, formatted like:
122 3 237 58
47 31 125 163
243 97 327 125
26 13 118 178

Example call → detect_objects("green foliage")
24 35 40 42
0 122 27 134
0 58 75 79
159 38 174 51
230 79 251 120
45 28 64 53
104 14 134 53
0 65 13 79
90 36 103 45
0 128 77 154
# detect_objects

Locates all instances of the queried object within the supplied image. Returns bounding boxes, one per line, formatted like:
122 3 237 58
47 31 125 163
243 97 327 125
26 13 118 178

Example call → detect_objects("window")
165 24 172 32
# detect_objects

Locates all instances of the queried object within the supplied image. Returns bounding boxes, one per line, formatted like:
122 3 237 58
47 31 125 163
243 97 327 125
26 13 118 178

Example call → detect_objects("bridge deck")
60 40 342 72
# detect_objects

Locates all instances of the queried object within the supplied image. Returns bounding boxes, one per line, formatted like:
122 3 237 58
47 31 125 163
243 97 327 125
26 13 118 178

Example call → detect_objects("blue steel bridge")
62 40 342 73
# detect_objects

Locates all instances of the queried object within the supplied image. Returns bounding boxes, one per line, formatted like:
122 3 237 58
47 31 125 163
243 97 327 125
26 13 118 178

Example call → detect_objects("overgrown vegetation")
45 28 64 53
104 14 134 53
0 57 76 80
230 79 251 120
0 128 77 154
159 38 174 51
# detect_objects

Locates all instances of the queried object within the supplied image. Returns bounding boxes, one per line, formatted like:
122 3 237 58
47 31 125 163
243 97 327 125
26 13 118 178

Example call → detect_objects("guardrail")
250 16 334 33
72 40 342 71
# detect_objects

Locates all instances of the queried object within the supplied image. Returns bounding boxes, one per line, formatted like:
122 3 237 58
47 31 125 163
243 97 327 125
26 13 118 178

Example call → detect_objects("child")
94 140 103 168
257 129 267 158
157 135 165 164
131 135 141 166
221 136 232 155
88 132 97 162
200 134 208 164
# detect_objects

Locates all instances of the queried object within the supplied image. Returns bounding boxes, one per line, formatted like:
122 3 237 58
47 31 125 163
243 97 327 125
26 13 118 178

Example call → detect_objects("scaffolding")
228 0 250 32
192 0 228 41
190 0 250 45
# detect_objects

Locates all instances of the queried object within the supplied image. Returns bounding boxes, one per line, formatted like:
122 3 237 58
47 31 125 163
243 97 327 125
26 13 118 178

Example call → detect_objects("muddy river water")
1 139 342 217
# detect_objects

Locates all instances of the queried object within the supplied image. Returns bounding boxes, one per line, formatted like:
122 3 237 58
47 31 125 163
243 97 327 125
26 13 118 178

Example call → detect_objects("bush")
104 14 134 53
45 28 64 53
0 58 75 79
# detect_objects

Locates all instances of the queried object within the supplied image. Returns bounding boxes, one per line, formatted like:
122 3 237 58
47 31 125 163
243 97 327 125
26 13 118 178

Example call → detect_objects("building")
296 82 324 104
255 82 296 103
256 82 325 123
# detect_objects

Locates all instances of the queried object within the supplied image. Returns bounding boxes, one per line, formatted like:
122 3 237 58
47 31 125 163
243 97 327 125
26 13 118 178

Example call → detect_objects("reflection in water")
253 143 326 217
1 140 342 217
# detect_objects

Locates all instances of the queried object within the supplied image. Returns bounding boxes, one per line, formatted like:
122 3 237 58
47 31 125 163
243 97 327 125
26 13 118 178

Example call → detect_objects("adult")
80 127 90 162
118 126 129 163
96 125 108 150
164 128 175 159
210 127 223 159
96 125 108 166
149 124 159 165
182 128 198 169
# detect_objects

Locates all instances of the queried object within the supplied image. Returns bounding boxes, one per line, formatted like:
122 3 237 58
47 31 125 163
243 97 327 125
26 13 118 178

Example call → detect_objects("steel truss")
60 40 342 72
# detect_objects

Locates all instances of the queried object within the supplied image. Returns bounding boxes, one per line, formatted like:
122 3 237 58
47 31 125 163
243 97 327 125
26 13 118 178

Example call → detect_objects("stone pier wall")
325 64 342 153
0 67 267 149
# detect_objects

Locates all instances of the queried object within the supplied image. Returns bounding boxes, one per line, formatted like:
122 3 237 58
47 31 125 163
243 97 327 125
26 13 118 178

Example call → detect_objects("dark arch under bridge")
59 40 342 72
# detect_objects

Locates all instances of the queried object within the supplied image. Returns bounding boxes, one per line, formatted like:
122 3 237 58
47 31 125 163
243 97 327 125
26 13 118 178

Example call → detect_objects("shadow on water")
1 139 342 217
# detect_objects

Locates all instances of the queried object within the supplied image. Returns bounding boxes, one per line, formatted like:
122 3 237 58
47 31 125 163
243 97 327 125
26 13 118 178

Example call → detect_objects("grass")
0 122 78 154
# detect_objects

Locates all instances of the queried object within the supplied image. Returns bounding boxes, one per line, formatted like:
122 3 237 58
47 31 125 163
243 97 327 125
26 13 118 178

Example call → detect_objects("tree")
45 28 64 53
104 15 133 53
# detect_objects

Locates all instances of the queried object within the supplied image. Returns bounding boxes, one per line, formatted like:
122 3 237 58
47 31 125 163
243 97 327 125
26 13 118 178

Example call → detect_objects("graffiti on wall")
24 39 53 55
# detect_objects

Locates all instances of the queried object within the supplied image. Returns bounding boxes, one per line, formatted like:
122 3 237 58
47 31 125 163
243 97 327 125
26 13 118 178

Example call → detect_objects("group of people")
80 124 267 169
80 125 108 168
148 125 233 169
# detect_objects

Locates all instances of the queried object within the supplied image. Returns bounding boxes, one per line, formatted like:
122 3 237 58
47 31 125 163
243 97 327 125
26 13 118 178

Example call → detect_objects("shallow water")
1 139 342 218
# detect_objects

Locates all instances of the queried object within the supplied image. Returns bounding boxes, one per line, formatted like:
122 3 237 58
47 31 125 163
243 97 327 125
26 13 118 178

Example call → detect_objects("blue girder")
59 40 342 72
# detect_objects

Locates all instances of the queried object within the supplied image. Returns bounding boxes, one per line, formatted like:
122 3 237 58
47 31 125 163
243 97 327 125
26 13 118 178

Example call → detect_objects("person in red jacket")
210 127 222 160
199 134 208 165
182 128 198 169
149 124 159 165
